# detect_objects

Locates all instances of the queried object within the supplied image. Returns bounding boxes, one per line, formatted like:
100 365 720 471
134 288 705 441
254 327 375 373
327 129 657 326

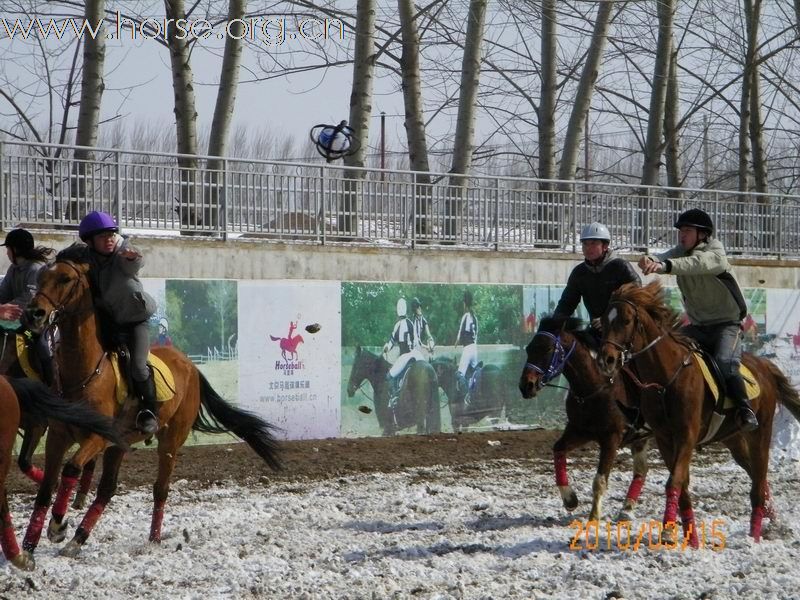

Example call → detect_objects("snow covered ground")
1 448 799 600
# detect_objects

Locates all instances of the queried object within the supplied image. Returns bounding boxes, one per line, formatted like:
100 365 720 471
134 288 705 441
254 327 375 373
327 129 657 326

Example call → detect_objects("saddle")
694 349 760 445
15 330 44 382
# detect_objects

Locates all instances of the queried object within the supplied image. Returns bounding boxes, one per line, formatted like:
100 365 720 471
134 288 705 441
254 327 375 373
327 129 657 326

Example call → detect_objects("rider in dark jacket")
554 222 641 339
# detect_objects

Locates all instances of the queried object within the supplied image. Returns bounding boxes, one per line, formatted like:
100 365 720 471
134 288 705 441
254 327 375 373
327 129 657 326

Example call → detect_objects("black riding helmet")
674 208 714 235
411 297 422 311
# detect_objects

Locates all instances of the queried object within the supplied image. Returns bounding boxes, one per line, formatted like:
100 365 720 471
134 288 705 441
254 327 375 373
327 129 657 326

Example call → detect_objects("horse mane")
612 281 681 330
55 242 90 265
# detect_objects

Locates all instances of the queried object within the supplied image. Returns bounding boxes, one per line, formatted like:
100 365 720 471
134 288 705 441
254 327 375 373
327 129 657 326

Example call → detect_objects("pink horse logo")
270 321 304 360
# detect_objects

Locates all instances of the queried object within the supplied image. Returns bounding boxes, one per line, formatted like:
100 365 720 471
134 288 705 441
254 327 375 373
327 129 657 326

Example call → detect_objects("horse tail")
767 361 800 423
269 335 281 341
193 372 282 471
8 377 128 449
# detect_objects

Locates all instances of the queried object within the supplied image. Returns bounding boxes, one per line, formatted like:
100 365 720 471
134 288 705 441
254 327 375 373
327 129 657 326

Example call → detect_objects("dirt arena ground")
5 428 730 495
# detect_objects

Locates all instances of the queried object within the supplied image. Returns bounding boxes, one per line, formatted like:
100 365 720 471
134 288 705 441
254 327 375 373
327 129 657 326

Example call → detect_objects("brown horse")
0 376 125 568
598 281 800 544
0 327 97 506
518 316 651 522
17 248 282 570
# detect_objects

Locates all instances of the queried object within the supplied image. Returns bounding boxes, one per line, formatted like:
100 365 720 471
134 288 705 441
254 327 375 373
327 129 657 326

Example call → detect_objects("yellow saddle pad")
694 352 760 407
16 333 41 382
110 352 175 405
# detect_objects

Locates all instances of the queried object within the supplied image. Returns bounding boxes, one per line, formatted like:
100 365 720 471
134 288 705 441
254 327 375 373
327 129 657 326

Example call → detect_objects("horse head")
25 251 93 335
347 346 367 397
519 316 579 399
431 356 464 404
599 281 675 377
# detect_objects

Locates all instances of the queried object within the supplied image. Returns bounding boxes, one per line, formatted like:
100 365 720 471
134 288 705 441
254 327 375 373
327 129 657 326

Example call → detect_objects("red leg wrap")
626 474 645 502
554 452 568 487
663 487 680 525
24 465 44 485
680 508 699 548
22 504 49 552
1 512 19 561
750 506 764 542
52 475 79 519
76 499 108 539
149 500 166 543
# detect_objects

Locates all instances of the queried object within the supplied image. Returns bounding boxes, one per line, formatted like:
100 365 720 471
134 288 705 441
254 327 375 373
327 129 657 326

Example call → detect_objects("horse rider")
76 211 160 434
411 297 435 356
453 290 478 396
639 208 758 432
383 297 417 405
0 228 56 383
553 222 641 342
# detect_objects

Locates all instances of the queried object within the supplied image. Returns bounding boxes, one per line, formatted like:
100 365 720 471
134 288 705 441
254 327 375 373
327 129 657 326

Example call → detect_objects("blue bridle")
524 330 577 390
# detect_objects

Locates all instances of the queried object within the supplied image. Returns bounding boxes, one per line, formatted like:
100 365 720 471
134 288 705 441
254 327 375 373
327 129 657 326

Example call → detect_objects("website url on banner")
0 11 345 45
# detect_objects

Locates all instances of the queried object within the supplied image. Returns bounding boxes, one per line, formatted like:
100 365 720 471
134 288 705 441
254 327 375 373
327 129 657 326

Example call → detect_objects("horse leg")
589 435 621 522
552 426 590 513
72 458 97 510
60 446 125 558
150 437 183 543
47 435 108 544
678 481 699 549
18 421 46 485
17 428 74 570
724 430 773 539
618 439 649 521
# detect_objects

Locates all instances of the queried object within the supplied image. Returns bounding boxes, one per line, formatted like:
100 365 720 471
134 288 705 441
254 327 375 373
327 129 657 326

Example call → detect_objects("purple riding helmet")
79 211 119 242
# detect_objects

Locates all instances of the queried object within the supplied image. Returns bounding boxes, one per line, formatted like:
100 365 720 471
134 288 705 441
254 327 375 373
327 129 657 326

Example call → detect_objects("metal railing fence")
2 140 799 257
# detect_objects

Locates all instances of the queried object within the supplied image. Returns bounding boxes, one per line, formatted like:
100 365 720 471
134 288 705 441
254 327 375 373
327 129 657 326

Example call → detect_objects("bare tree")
446 0 487 240
67 0 106 221
206 0 248 230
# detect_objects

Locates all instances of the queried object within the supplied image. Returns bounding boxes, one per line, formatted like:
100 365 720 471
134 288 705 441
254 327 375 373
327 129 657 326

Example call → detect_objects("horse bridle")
524 331 576 391
602 299 665 367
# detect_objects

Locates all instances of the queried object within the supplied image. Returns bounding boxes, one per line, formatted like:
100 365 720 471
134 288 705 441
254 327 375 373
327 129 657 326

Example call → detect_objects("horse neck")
560 334 604 392
364 353 389 390
631 311 684 372
56 309 106 386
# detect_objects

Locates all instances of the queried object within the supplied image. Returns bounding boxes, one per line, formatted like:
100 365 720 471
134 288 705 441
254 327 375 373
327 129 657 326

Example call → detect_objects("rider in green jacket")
639 208 758 432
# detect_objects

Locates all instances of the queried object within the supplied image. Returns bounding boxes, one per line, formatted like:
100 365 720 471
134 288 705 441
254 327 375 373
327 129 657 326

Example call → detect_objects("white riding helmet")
396 298 407 317
580 222 611 243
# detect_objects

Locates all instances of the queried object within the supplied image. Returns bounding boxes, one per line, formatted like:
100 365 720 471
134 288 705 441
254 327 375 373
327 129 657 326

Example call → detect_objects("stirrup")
136 409 159 434
735 407 758 432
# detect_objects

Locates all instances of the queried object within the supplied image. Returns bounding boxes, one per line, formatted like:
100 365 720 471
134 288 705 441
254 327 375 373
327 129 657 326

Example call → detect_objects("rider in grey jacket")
639 208 757 432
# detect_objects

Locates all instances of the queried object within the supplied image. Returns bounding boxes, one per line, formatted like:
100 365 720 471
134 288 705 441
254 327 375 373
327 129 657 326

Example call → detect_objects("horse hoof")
59 539 83 558
47 518 70 544
72 493 88 510
617 509 635 522
559 486 579 512
12 551 35 571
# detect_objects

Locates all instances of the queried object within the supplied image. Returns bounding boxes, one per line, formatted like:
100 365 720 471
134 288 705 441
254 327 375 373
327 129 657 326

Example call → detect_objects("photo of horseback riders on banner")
341 282 548 437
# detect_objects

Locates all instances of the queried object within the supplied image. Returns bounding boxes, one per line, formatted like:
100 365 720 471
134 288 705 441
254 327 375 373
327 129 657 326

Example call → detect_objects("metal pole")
380 112 386 181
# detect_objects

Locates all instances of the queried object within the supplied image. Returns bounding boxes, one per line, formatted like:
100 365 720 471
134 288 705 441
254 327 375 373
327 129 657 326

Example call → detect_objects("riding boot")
133 367 159 434
385 373 399 408
456 372 469 402
726 375 758 432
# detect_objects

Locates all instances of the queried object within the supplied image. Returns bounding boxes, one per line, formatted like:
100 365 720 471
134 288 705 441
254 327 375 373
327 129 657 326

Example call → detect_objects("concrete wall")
25 233 800 288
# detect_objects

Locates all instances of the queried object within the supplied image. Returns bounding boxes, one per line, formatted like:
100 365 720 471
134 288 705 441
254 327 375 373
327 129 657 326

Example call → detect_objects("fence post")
220 158 228 241
494 177 500 251
320 166 326 245
776 195 783 259
411 172 417 249
115 150 122 226
644 186 651 251
0 141 5 230
570 181 577 252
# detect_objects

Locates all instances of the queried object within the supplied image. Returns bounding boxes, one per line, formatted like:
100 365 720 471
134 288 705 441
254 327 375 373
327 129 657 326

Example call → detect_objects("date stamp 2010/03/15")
568 519 726 552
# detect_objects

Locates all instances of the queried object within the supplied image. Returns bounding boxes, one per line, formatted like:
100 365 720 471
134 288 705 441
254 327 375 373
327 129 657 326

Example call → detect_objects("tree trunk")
398 0 432 238
447 0 487 241
663 33 683 197
206 0 247 231
638 0 675 249
341 0 377 238
558 0 614 183
68 0 105 221
164 0 200 230
536 0 558 245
